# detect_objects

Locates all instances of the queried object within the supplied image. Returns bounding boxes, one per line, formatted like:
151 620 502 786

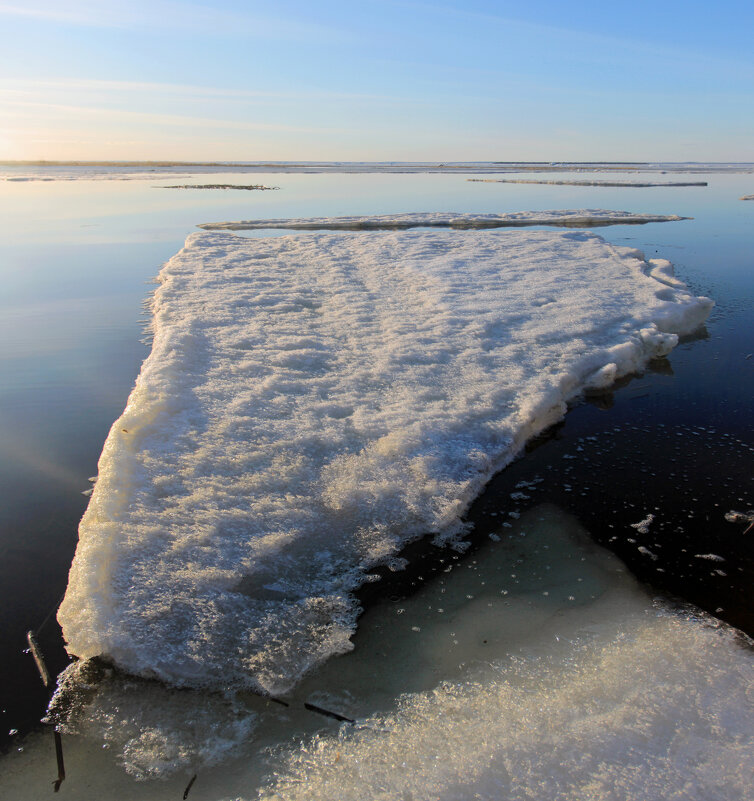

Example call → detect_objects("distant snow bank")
58 223 713 693
199 209 688 231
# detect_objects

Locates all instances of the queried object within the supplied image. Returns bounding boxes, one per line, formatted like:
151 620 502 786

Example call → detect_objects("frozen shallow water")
5 506 753 799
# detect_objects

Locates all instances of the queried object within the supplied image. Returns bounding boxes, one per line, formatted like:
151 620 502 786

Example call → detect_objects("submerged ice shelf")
58 217 713 695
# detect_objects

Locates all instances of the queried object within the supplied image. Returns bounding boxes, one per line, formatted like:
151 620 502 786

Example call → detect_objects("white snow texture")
58 221 713 693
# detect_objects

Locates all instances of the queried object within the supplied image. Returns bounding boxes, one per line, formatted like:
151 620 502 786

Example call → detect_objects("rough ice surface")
58 222 713 694
260 613 754 801
46 660 257 780
198 209 688 231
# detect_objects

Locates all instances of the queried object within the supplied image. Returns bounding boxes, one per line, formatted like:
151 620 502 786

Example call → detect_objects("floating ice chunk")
630 513 655 534
198 209 688 231
468 177 708 187
694 553 726 562
58 225 713 693
158 184 278 190
725 510 754 527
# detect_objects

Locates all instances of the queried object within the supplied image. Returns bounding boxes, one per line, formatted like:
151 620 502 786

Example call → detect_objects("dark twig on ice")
52 731 65 792
183 773 197 799
26 630 66 792
304 702 355 724
270 697 290 707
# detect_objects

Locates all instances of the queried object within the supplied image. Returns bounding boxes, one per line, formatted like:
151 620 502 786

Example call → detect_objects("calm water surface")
0 170 752 749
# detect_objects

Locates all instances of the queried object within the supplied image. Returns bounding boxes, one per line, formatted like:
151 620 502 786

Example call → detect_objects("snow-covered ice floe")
58 218 712 696
198 209 688 231
468 178 708 187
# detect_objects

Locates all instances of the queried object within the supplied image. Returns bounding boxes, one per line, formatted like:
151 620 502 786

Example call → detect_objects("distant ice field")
2 160 752 181
58 218 713 693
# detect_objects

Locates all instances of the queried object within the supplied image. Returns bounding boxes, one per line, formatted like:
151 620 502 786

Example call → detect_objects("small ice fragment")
638 546 658 560
694 553 725 562
630 513 655 534
725 510 754 527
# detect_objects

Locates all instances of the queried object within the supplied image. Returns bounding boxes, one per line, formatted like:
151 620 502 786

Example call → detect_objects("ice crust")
261 612 754 801
58 223 712 693
198 209 687 231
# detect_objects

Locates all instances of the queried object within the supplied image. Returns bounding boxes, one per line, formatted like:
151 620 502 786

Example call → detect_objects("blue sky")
1 0 752 161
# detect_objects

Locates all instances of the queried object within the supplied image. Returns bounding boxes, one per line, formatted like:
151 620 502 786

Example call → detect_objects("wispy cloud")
0 0 346 43
2 98 357 136
0 78 403 106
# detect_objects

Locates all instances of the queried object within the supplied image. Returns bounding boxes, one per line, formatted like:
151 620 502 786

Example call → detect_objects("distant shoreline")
2 160 754 174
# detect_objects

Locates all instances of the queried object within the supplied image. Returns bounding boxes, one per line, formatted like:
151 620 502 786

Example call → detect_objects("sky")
1 0 752 162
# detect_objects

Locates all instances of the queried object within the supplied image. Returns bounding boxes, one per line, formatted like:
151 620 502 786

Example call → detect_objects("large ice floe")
58 214 713 696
